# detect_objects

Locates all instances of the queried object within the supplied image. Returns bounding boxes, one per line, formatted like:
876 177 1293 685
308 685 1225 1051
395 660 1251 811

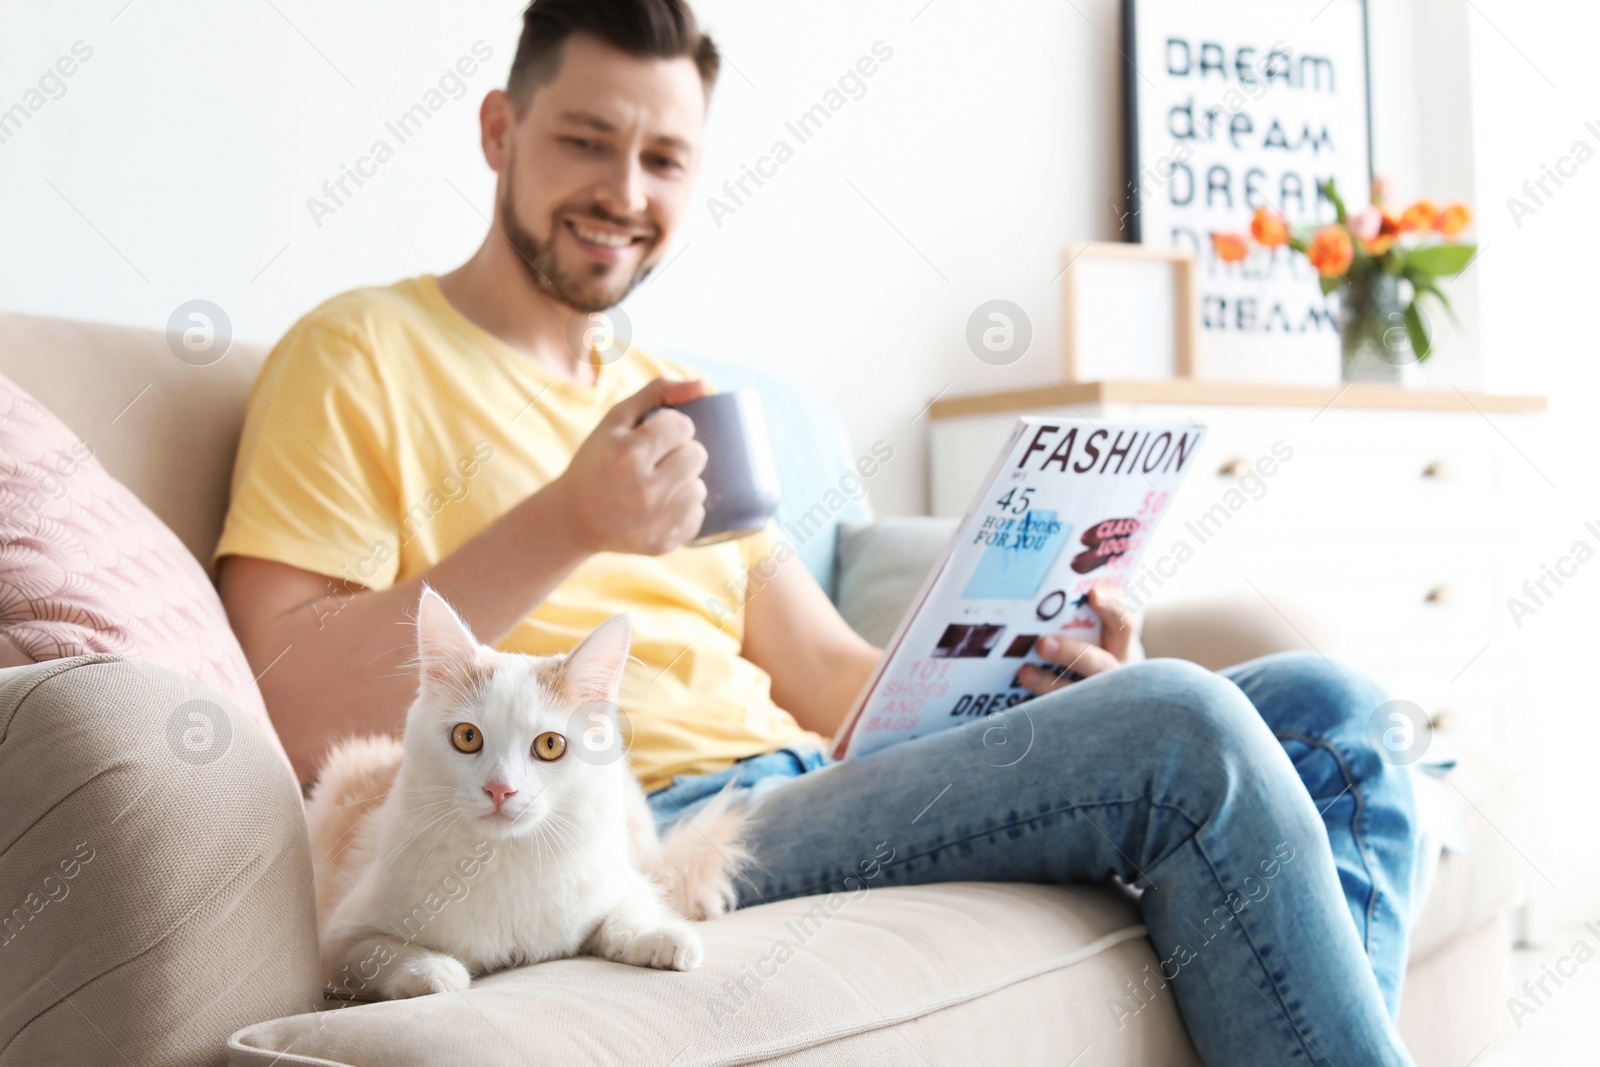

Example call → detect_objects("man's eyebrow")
557 110 617 133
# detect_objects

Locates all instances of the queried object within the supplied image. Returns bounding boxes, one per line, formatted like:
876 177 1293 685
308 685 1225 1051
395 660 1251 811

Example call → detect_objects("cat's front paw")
598 919 703 971
384 952 473 998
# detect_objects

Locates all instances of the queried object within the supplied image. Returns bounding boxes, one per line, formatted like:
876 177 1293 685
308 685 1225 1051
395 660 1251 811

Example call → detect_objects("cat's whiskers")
385 804 469 864
393 798 459 825
422 669 488 714
399 793 459 808
509 801 565 878
415 811 466 893
384 818 457 868
399 792 461 808
332 783 457 810
533 807 583 870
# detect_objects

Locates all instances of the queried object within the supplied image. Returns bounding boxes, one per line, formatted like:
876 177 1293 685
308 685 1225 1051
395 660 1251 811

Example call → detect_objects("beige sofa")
0 312 1522 1066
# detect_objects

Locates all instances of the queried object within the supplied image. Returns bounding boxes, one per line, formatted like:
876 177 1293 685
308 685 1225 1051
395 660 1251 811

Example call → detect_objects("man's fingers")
656 377 710 407
1044 637 1120 676
655 437 708 484
636 407 698 461
667 474 708 525
1019 660 1095 695
1018 663 1072 696
609 378 672 425
1089 583 1138 663
610 377 708 427
1020 636 1119 694
657 476 708 552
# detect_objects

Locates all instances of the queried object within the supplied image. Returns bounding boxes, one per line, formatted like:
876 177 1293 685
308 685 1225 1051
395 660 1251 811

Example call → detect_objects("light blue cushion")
657 353 872 600
834 517 959 646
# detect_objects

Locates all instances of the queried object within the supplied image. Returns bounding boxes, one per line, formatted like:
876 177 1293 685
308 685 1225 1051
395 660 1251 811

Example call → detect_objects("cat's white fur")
303 587 749 999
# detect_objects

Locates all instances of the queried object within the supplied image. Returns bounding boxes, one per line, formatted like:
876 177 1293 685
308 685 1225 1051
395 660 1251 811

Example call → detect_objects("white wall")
1464 0 1600 926
1369 0 1485 387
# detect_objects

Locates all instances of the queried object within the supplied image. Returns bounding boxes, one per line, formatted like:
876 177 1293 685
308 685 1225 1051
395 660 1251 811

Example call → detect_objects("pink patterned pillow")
0 373 293 778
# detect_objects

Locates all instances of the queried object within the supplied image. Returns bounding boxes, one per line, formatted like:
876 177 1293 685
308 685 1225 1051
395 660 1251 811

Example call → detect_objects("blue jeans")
648 653 1418 1067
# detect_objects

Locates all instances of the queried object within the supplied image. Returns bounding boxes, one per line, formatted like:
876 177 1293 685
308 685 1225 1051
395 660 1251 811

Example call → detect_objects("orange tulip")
1211 232 1251 262
1307 225 1354 277
1250 207 1290 248
1435 202 1473 237
1362 211 1402 256
1398 199 1437 232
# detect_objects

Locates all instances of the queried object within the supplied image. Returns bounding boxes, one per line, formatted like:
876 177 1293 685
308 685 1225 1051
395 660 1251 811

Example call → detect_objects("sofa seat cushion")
230 883 1201 1066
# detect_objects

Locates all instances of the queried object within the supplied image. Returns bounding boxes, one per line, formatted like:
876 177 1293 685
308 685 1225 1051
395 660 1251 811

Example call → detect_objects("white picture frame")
1060 243 1197 383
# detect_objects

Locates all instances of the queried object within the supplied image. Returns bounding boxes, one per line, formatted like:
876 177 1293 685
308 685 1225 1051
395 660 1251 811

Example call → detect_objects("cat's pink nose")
484 781 517 810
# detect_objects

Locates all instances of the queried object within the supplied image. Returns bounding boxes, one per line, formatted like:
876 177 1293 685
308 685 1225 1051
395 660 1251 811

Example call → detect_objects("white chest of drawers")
927 381 1548 750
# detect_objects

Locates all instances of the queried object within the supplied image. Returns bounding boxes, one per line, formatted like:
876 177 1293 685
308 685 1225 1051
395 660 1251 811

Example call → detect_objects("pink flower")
1348 207 1383 242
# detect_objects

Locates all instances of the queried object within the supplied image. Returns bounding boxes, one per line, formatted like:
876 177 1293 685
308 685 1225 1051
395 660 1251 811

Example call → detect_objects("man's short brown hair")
507 0 720 108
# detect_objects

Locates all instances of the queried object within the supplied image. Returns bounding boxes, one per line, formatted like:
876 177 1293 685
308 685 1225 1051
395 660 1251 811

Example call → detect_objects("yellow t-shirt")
216 275 823 791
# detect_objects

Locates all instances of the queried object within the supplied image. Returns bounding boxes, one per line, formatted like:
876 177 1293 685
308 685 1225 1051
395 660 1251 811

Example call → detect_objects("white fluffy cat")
303 587 749 1000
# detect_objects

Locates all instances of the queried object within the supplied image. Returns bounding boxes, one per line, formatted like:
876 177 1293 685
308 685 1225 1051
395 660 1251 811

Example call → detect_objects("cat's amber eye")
532 731 567 762
451 722 483 754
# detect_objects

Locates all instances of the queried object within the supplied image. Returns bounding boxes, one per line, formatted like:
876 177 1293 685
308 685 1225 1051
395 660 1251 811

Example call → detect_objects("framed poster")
1122 0 1372 385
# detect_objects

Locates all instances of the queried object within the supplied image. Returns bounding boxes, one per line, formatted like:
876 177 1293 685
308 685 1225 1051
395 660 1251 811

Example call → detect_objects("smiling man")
216 2 1420 1064
218 6 840 797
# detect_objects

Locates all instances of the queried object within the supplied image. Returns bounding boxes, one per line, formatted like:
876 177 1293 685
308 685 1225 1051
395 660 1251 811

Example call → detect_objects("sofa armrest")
1141 595 1335 671
0 656 321 1066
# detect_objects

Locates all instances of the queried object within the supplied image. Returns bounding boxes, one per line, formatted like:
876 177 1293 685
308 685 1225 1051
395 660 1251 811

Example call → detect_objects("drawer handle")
1422 460 1452 479
1217 457 1251 477
1424 585 1455 605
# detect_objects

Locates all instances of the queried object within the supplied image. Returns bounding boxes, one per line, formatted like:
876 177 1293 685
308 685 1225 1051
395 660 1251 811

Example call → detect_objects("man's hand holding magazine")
830 417 1203 760
1016 583 1138 694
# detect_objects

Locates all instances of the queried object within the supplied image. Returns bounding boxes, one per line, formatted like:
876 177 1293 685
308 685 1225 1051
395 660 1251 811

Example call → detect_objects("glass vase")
1338 273 1424 384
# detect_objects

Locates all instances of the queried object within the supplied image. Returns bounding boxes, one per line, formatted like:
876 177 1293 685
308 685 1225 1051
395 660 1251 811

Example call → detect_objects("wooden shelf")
928 379 1547 420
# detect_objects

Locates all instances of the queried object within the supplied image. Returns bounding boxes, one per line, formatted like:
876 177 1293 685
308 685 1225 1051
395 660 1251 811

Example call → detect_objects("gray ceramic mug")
665 390 781 546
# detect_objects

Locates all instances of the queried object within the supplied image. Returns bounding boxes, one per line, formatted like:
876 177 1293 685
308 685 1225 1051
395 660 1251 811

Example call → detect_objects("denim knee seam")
1274 729 1383 960
887 795 1209 881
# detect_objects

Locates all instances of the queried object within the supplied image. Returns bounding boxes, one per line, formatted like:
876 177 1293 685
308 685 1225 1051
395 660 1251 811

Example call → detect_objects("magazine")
830 417 1207 761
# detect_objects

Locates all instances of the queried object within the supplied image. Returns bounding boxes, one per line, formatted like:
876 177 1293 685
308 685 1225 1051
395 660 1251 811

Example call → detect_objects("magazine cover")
831 417 1207 760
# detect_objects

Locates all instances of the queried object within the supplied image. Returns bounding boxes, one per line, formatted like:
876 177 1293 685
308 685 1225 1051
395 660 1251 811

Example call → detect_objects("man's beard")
496 162 658 313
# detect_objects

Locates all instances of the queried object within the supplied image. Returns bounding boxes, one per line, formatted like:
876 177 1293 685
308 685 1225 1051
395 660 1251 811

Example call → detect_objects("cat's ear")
562 614 631 705
416 586 480 686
